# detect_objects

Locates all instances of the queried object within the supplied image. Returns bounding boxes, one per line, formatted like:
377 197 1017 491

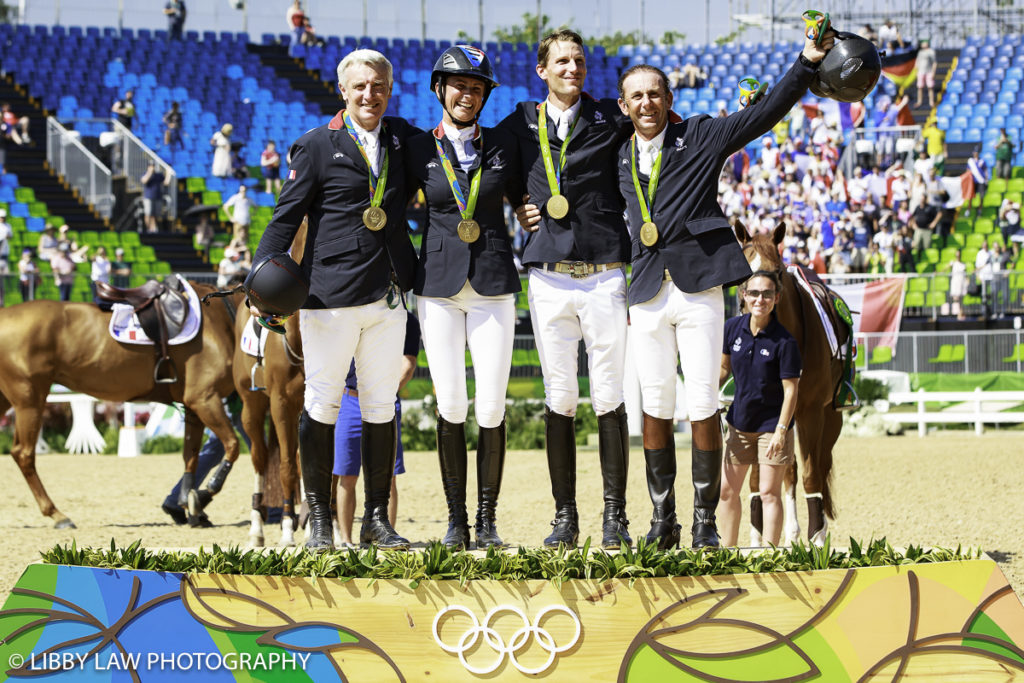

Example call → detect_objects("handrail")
110 119 178 221
45 117 115 218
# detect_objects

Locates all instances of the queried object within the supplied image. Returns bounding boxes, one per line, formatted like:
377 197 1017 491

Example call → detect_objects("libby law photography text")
9 650 310 673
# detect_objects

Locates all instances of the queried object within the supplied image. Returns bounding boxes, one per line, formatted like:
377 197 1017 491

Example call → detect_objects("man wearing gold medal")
406 46 524 550
251 49 419 552
615 24 835 549
500 30 635 550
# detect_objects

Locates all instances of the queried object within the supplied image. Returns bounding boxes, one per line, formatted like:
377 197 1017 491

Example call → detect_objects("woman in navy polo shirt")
406 46 523 550
718 270 801 547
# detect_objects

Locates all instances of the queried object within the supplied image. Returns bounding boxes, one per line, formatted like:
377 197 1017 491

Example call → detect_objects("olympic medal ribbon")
342 111 390 210
537 102 579 216
630 135 663 246
433 126 484 242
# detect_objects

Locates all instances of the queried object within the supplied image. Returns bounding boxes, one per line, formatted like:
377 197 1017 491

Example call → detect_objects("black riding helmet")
244 252 308 317
809 31 881 103
430 45 499 124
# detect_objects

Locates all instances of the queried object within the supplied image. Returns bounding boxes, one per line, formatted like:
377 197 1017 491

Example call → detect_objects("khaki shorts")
725 424 795 466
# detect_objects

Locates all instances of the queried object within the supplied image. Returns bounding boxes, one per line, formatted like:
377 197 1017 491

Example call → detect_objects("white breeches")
629 279 723 422
528 267 627 416
417 281 515 428
299 299 406 425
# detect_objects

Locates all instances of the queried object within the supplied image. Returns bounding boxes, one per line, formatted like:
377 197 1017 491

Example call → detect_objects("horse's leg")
179 408 209 528
269 400 301 547
7 397 74 528
806 407 843 547
188 396 240 498
795 412 828 546
241 398 268 548
748 466 763 547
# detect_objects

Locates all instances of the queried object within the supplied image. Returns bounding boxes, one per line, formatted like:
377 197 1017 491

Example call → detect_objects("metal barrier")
45 117 115 218
857 328 1024 374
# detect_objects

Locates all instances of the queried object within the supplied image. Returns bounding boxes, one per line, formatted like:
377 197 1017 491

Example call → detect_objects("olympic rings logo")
431 604 581 675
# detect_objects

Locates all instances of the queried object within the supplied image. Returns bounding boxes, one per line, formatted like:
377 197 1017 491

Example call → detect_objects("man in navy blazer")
500 29 635 550
616 26 834 549
253 49 419 551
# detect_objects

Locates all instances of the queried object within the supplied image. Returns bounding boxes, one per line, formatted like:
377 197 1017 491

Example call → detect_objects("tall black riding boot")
691 445 723 548
358 418 410 550
644 445 681 549
543 408 579 547
298 410 335 551
598 404 631 549
437 416 470 550
475 420 507 549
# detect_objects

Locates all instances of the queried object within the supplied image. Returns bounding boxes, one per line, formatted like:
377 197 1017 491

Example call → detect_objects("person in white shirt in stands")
223 184 254 244
967 148 989 211
975 239 994 318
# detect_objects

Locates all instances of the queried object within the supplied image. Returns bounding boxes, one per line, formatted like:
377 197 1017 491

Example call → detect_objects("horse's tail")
0 388 11 418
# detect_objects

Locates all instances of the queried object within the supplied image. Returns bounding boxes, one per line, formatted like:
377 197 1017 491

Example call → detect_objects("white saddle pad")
240 318 270 358
108 276 202 346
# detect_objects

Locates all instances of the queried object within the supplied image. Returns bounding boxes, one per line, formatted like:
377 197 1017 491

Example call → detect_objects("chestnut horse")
232 311 304 547
0 282 243 528
734 222 845 545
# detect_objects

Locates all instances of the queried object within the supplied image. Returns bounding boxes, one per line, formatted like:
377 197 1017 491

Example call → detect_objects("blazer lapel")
567 100 593 145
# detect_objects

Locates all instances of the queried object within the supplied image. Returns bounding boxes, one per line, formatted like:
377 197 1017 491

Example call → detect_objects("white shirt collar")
545 97 582 124
441 121 478 144
637 127 667 154
348 117 382 142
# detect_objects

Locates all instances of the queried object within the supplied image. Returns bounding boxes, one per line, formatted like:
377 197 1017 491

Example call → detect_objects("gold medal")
362 206 387 231
640 221 659 247
547 194 570 219
457 219 480 243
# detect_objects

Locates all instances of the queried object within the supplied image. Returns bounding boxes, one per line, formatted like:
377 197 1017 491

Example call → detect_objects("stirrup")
834 380 860 411
153 356 179 384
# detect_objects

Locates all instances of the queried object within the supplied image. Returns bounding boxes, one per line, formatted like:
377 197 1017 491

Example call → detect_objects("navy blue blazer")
254 112 420 309
498 96 633 266
406 125 524 298
618 57 817 305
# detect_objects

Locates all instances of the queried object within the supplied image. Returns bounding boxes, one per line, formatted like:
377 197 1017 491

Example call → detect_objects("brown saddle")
97 275 189 383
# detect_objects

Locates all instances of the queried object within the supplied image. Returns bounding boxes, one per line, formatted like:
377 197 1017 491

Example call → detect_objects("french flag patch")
288 169 297 180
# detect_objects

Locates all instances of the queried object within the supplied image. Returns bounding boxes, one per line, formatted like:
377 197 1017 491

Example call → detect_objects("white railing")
45 117 115 218
886 388 1024 436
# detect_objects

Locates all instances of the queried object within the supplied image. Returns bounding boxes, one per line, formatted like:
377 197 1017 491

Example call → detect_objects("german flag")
881 48 918 90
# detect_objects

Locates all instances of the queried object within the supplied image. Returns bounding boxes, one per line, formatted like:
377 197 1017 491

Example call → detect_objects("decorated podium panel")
1 558 1023 681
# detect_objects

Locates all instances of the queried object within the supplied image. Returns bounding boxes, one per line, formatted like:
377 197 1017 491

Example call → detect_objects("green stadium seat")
939 247 958 263
14 187 34 203
928 344 965 363
914 261 934 273
9 216 25 231
22 232 40 247
931 275 950 292
100 232 119 247
1002 343 1024 363
202 191 223 205
80 231 99 246
136 245 157 261
4 289 22 306
925 291 946 307
907 277 929 293
924 248 940 264
121 232 141 247
946 232 967 248
974 219 994 234
1008 178 1024 193
129 274 148 287
152 261 172 274
870 345 893 364
186 177 206 193
417 349 429 367
989 178 1008 193
28 202 47 218
37 260 51 274
982 192 1003 207
854 342 866 369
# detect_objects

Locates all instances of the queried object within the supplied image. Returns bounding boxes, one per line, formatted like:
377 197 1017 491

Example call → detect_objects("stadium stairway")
246 43 340 116
1 75 109 233
139 231 207 272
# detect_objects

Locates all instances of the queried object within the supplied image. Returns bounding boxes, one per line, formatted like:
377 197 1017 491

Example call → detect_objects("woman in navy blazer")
406 46 524 550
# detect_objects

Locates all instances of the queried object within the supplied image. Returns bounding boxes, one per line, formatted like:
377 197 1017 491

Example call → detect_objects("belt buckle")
568 261 589 279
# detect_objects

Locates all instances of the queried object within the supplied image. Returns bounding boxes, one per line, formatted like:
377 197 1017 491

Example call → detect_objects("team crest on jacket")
426 160 439 169
675 138 686 149
487 150 504 169
333 152 345 159
392 134 401 149
732 337 742 352
594 110 605 123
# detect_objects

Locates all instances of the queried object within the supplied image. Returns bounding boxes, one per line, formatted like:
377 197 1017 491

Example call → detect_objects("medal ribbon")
537 102 579 197
433 126 483 221
630 135 663 224
342 111 389 207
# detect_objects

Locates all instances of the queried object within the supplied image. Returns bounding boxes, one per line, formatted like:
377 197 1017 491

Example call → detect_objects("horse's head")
735 220 786 276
